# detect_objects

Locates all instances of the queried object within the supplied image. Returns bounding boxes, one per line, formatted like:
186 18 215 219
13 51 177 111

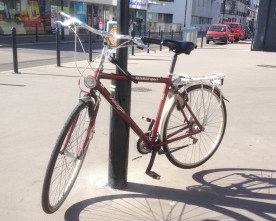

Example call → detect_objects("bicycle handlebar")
59 12 132 41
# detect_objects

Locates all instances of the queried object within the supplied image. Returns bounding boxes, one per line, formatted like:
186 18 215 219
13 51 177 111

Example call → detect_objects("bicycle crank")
145 147 161 180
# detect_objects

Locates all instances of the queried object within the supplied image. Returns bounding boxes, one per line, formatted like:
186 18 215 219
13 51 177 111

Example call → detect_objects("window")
147 12 158 22
192 16 212 25
209 25 226 32
158 13 173 23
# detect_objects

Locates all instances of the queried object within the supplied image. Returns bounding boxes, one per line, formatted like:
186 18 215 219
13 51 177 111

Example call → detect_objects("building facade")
191 0 223 30
148 0 223 31
0 0 225 35
221 0 259 27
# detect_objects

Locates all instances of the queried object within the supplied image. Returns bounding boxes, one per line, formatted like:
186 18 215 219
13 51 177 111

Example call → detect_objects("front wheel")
162 84 227 169
42 99 95 213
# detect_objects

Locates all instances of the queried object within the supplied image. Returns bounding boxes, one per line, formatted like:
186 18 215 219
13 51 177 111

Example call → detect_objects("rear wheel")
162 85 227 168
42 99 95 213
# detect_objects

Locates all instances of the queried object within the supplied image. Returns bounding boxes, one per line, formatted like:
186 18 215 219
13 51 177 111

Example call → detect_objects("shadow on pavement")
21 72 79 78
64 168 276 221
0 83 26 87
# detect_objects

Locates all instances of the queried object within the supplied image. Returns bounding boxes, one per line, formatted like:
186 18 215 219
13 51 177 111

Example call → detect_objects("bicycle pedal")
146 170 161 180
142 116 153 122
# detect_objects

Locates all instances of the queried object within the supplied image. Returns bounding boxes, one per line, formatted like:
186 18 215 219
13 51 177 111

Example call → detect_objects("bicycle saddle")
162 39 195 55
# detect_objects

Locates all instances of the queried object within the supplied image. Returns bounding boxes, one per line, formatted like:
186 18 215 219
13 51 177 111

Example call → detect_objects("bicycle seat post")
169 53 178 75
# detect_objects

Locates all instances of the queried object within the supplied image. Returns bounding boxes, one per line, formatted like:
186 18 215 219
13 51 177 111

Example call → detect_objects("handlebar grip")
141 37 161 45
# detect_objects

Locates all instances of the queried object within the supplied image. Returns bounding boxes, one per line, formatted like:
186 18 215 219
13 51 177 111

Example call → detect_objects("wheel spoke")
163 85 226 168
42 101 95 213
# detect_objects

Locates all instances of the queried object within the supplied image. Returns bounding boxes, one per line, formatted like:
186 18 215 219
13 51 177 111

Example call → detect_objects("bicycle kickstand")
145 146 160 180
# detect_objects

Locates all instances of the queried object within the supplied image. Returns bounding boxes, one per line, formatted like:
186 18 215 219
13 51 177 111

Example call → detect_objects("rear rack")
174 73 225 87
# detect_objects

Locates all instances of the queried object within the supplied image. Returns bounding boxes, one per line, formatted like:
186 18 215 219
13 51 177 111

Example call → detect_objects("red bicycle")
42 12 227 214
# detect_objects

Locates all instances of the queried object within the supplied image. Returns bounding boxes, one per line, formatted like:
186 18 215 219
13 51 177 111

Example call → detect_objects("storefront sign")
129 0 148 10
76 2 87 23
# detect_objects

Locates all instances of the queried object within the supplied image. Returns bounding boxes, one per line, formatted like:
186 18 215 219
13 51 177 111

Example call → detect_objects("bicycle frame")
90 69 204 149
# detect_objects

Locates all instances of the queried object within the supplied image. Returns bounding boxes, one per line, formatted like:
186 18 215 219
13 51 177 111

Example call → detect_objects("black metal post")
61 0 65 40
89 32 92 62
184 0 188 27
56 26 61 67
131 30 135 56
35 23 38 42
201 28 204 48
171 30 174 39
221 0 226 24
147 30 150 53
108 0 131 189
11 27 18 74
160 30 163 51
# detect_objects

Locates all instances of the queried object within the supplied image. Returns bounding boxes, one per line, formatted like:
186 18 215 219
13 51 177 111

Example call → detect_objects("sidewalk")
0 41 276 221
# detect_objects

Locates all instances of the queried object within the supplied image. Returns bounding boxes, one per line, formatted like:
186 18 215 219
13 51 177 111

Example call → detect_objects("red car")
224 22 246 41
206 24 234 44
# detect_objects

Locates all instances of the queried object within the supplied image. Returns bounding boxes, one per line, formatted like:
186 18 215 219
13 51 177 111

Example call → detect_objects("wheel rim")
164 86 226 167
48 106 92 209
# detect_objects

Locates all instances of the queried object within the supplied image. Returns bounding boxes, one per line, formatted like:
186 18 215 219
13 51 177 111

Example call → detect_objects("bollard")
147 30 150 53
171 30 174 39
35 23 38 42
131 41 134 56
56 26 61 67
131 30 135 56
159 26 161 35
160 30 163 51
89 32 92 62
11 27 19 74
201 28 204 48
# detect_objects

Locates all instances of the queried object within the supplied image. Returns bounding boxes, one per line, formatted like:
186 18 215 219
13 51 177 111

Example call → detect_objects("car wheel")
206 40 209 44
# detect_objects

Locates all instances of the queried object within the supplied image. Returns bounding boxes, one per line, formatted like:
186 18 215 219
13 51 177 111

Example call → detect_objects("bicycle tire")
162 84 227 168
42 99 95 213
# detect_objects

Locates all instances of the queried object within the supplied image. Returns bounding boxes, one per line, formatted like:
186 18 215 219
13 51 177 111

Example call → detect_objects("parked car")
206 24 234 44
224 22 246 41
241 24 252 39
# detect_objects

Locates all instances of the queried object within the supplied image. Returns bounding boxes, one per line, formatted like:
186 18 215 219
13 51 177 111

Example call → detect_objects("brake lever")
132 38 156 52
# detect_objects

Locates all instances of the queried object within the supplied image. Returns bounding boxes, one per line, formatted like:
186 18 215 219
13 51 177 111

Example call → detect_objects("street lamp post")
184 0 187 27
60 0 64 40
222 0 226 24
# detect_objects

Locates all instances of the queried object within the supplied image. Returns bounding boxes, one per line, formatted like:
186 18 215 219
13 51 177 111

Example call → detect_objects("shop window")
0 0 70 35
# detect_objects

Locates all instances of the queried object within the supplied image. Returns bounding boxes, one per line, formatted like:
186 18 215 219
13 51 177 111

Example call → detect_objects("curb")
0 34 103 48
